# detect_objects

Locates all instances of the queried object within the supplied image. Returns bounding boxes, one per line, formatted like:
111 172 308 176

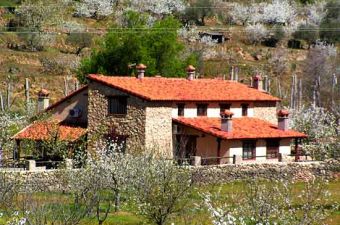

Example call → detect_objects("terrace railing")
174 153 316 167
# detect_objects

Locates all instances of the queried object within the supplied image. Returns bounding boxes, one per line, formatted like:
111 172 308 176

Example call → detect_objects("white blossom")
128 0 185 16
245 24 269 45
290 107 338 160
262 0 296 25
74 0 116 18
229 3 264 25
306 1 328 26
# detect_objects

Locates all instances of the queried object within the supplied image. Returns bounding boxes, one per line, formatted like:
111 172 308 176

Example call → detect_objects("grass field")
1 179 339 225
0 0 19 7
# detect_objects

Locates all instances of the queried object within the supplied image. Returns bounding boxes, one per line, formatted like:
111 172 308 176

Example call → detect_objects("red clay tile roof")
13 121 87 141
87 75 280 102
173 117 307 140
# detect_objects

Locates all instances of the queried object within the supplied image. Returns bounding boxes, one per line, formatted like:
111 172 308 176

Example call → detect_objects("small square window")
108 96 127 115
177 103 185 116
220 103 231 113
241 104 249 116
197 104 208 116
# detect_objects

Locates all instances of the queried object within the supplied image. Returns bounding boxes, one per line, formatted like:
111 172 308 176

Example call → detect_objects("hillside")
0 0 339 112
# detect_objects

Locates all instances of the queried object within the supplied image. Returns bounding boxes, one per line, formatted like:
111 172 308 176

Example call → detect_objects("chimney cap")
136 63 147 70
277 109 289 117
253 74 262 81
186 65 196 72
220 109 234 117
38 89 49 97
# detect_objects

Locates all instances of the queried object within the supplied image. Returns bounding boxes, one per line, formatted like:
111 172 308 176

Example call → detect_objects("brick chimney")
136 63 147 79
252 74 263 91
277 109 289 131
37 89 49 112
220 110 234 132
186 65 196 81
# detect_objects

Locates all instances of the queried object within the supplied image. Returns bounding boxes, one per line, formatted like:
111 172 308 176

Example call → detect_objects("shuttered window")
243 141 256 160
219 103 231 113
177 103 185 116
266 139 280 159
197 104 208 116
108 96 127 115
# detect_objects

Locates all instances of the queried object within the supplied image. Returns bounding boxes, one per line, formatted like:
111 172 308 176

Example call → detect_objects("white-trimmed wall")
174 124 293 163
171 102 254 118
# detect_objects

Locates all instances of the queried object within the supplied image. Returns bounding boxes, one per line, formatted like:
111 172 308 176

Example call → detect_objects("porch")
173 124 308 166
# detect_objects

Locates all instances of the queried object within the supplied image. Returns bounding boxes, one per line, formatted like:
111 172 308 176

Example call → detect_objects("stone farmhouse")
13 64 306 164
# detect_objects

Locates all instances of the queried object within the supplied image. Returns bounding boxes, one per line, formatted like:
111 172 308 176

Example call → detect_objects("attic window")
177 103 185 116
241 104 249 116
197 104 208 116
220 103 231 113
108 96 127 115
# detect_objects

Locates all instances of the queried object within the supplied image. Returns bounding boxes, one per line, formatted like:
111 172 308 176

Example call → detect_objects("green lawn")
1 180 339 225
0 0 19 6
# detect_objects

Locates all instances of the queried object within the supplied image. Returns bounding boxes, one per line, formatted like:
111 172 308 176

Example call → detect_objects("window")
177 103 185 116
108 96 127 115
243 141 256 160
266 139 280 159
241 104 249 116
220 103 231 113
197 104 208 116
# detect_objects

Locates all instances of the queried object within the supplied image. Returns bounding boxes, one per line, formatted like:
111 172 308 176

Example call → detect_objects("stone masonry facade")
145 102 173 157
253 101 278 124
88 81 173 155
88 82 147 154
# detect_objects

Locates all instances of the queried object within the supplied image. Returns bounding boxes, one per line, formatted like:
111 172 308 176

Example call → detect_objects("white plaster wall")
255 139 267 161
279 138 292 155
172 107 178 118
184 103 198 118
196 134 218 157
230 102 254 118
229 140 243 157
207 103 220 117
171 102 254 118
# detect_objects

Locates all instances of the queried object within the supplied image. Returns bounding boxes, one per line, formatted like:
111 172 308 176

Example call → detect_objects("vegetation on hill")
77 12 197 83
0 0 338 147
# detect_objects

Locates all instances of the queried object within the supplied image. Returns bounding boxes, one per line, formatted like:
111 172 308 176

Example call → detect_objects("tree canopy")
77 12 197 83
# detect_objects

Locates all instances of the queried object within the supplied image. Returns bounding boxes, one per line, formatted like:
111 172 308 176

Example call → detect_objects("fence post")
65 158 73 169
233 155 242 164
278 153 282 162
0 92 4 111
233 155 236 164
27 160 36 171
25 78 30 111
190 156 201 166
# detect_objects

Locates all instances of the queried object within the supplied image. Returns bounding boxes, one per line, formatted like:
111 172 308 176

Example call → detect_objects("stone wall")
0 169 68 192
145 102 173 156
88 82 147 153
88 81 174 155
253 101 277 124
191 161 339 184
1 161 338 192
